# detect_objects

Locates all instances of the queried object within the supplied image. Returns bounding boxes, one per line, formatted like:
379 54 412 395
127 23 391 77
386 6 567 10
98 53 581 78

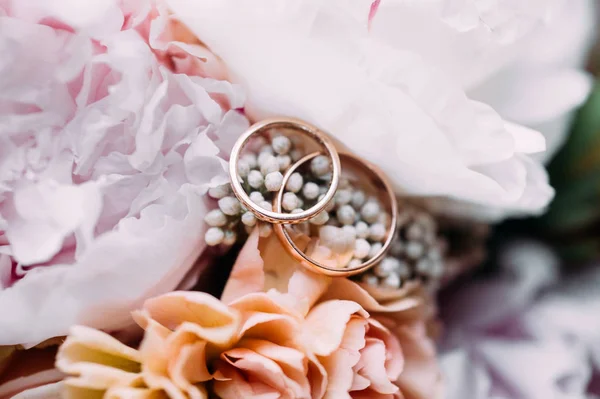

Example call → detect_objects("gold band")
273 152 398 277
229 117 341 224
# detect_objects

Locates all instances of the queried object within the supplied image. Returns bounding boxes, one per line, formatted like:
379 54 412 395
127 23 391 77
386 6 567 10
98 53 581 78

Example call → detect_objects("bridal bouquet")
0 0 597 398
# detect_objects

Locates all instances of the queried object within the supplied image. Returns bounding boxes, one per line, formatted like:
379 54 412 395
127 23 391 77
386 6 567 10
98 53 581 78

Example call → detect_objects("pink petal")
355 338 399 394
221 230 265 304
303 300 367 356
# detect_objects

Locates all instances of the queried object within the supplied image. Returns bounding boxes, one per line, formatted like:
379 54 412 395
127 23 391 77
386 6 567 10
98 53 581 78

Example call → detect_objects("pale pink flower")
0 0 247 346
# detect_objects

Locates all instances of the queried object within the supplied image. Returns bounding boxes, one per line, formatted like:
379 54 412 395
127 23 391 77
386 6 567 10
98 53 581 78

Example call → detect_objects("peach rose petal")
302 300 367 357
142 292 241 347
221 347 301 396
166 331 212 384
393 323 442 399
355 338 399 395
138 322 186 399
323 278 421 313
221 230 264 304
213 363 281 399
366 319 404 382
320 318 367 399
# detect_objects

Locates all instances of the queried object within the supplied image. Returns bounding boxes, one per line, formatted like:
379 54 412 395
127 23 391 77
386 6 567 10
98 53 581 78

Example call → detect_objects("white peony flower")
0 0 248 346
166 0 594 221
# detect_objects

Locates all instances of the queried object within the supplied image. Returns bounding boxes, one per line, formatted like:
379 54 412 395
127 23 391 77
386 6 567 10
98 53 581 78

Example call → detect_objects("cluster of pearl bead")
203 134 304 247
357 205 445 289
284 170 390 269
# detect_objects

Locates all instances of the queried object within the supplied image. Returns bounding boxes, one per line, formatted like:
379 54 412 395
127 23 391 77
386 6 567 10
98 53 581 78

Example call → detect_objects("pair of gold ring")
229 117 397 277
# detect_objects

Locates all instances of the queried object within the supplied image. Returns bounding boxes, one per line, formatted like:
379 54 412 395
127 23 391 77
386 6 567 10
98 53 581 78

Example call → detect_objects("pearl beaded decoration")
204 133 306 247
357 204 445 290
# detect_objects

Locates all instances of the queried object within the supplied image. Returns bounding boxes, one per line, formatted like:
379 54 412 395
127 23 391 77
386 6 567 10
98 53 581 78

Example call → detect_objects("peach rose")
15 230 440 399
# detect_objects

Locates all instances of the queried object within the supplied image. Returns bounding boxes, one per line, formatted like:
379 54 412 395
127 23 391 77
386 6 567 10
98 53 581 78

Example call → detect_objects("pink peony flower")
0 0 248 346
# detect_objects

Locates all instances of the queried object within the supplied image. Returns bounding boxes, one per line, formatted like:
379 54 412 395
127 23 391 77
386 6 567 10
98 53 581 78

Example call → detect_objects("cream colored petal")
63 378 106 399
57 326 141 370
303 301 366 356
105 386 170 399
142 292 240 347
56 326 142 389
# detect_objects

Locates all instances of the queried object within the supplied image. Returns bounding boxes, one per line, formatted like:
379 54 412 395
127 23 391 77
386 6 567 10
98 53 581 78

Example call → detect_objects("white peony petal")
167 0 556 220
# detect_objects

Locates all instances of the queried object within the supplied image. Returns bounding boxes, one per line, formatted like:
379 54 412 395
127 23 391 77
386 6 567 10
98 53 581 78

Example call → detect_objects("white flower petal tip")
165 0 571 221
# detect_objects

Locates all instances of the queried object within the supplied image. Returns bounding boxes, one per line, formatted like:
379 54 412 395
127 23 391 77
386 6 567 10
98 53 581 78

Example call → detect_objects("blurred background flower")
0 0 248 346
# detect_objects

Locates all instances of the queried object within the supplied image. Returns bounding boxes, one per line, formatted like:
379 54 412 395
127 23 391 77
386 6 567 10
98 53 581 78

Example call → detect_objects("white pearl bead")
258 222 272 237
223 230 237 246
360 202 380 224
257 150 273 166
310 155 330 177
319 225 355 254
260 155 279 175
382 273 401 289
406 241 424 259
302 182 320 200
218 196 241 216
355 221 369 239
337 205 356 225
368 242 383 259
342 225 357 241
310 211 329 225
406 223 424 241
277 155 291 171
349 258 363 269
290 149 302 162
286 172 303 193
351 190 366 208
241 153 257 169
237 159 250 178
247 170 264 189
335 189 352 207
241 212 257 227
377 258 400 276
264 171 283 191
272 135 291 155
361 273 379 286
249 191 264 204
354 238 370 259
208 184 230 199
259 201 273 210
205 227 224 246
282 192 299 211
204 209 227 227
259 145 274 156
369 223 386 242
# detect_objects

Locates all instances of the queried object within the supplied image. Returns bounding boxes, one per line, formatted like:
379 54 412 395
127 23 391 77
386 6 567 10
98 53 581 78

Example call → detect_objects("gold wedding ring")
229 117 340 224
273 152 398 277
